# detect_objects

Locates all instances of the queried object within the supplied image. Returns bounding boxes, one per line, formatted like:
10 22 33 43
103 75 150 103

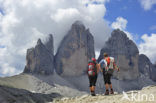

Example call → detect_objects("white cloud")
139 33 156 63
139 0 156 10
95 51 100 59
0 0 111 76
0 12 2 20
124 31 134 40
111 17 134 40
111 17 127 30
51 8 80 22
0 63 21 77
150 25 156 30
0 47 22 77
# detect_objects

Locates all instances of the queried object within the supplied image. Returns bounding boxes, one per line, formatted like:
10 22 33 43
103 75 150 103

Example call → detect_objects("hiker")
87 58 100 96
99 53 119 95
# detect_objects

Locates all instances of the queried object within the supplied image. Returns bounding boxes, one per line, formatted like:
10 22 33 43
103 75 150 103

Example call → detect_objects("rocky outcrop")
139 54 156 81
23 34 54 75
55 21 95 76
98 29 139 80
0 85 61 103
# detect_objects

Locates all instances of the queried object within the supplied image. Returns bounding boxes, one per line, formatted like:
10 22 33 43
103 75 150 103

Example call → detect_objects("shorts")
103 72 112 84
88 75 97 87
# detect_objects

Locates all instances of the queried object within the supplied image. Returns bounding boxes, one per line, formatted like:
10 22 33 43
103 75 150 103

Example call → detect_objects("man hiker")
87 58 100 96
99 53 119 95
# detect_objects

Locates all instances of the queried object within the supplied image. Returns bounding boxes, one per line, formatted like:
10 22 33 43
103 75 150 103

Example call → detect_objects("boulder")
54 21 95 76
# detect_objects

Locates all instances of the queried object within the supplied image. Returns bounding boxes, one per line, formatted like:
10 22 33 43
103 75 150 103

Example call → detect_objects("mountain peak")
37 38 42 45
111 29 129 40
73 20 84 26
45 34 54 54
48 34 53 40
71 20 85 31
98 29 139 80
24 34 54 75
54 21 95 76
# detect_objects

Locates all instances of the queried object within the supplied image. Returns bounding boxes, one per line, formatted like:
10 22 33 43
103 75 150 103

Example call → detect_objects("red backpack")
105 57 114 69
88 62 97 76
105 57 110 66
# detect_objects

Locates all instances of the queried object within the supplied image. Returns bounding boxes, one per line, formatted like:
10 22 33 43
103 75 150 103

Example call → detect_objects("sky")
0 0 156 77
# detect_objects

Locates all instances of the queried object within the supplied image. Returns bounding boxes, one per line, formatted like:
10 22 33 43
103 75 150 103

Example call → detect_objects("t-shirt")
99 59 107 69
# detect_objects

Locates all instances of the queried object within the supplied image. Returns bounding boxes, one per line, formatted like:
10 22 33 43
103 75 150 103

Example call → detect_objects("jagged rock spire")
54 21 95 76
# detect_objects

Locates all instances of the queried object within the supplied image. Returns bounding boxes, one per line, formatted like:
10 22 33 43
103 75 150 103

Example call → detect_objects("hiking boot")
91 91 96 96
105 90 109 95
110 89 114 94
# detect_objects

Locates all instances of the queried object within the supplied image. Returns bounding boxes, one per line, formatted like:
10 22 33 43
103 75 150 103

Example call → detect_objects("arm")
113 62 120 71
99 64 103 72
99 60 105 72
96 64 99 73
96 64 102 73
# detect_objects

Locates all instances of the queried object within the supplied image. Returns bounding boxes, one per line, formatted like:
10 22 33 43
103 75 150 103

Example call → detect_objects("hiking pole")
117 67 120 94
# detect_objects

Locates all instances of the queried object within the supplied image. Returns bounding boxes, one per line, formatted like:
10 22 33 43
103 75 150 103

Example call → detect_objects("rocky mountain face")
139 54 156 81
23 34 54 75
98 29 140 80
21 21 156 94
54 21 95 76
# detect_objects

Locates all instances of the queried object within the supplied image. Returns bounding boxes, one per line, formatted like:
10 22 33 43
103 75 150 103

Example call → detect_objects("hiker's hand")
101 69 103 73
117 68 120 72
106 66 108 70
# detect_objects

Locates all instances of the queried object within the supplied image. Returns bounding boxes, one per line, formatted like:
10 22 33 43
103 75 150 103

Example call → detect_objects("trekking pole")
117 67 120 94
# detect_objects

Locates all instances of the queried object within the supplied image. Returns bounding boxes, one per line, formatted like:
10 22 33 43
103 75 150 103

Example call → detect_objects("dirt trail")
53 86 156 103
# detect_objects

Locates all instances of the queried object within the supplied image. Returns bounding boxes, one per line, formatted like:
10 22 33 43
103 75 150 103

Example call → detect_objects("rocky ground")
53 86 156 103
0 73 156 103
1 84 156 103
0 73 86 97
0 85 61 103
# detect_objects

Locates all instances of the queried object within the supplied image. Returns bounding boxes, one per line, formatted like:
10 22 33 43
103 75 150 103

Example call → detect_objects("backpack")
105 57 114 69
88 61 97 76
105 57 114 74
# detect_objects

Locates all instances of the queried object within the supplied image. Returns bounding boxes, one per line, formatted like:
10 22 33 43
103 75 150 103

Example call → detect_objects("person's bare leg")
109 84 113 89
92 86 96 96
90 87 92 92
105 83 109 90
92 86 95 91
90 86 96 96
109 84 114 94
105 83 109 95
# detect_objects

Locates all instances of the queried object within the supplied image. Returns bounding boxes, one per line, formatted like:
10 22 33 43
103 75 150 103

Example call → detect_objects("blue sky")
105 0 156 44
0 8 4 15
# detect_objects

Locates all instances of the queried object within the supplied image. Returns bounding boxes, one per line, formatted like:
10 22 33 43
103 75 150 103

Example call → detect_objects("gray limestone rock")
23 34 54 75
54 21 95 76
98 29 139 80
139 54 156 81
